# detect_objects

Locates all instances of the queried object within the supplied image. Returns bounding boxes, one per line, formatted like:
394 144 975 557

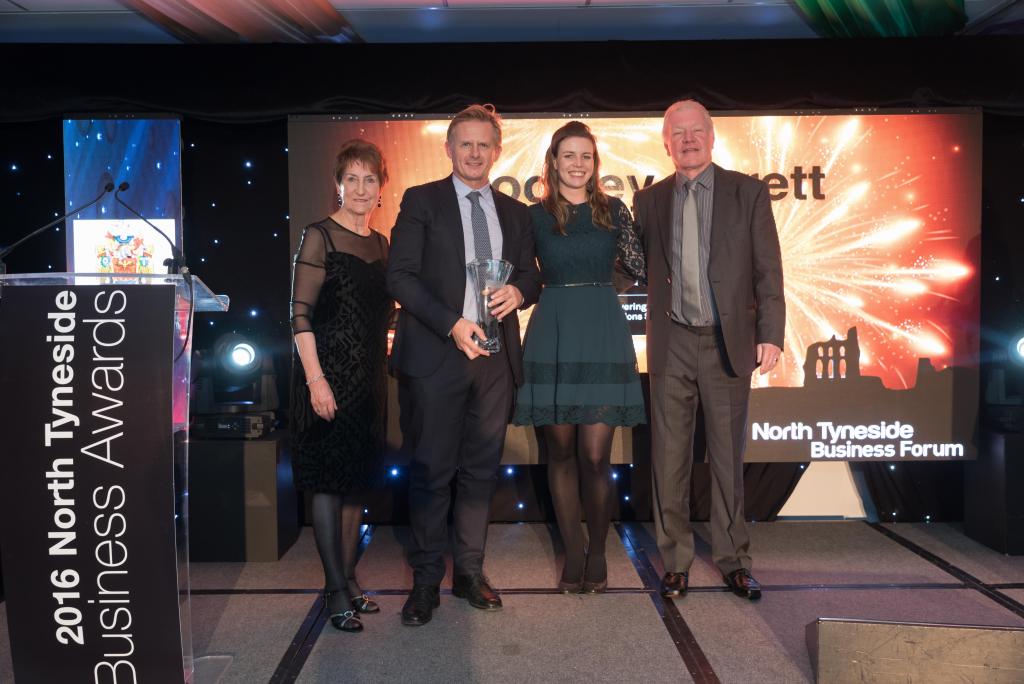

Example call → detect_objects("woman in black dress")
513 121 646 593
290 140 393 633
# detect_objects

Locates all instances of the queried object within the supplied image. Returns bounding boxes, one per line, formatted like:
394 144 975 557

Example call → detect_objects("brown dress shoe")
452 574 503 610
660 571 689 598
724 569 762 600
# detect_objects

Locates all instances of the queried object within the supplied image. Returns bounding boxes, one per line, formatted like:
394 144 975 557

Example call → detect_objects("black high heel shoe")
557 574 584 594
325 592 363 632
581 554 608 594
557 554 585 594
351 593 380 614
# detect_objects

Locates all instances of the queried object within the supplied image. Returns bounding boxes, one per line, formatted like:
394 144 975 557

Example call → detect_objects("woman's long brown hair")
540 120 614 235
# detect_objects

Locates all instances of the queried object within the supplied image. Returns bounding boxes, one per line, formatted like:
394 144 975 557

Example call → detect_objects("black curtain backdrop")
2 37 1023 523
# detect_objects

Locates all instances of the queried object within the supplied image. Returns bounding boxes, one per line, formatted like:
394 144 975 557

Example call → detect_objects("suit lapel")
491 184 512 261
438 175 466 267
652 176 675 271
708 164 734 278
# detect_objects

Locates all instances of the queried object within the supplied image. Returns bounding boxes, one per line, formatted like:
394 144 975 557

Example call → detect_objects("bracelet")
306 373 325 386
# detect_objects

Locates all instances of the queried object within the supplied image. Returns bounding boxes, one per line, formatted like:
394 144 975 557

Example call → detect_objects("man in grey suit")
632 100 785 601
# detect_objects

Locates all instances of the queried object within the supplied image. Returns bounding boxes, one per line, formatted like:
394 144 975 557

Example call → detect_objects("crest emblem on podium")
96 232 155 274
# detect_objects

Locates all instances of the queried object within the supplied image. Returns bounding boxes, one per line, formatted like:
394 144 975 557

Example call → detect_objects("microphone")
0 181 115 279
113 182 188 276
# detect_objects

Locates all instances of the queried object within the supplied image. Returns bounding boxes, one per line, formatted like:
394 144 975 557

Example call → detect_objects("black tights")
543 423 615 582
312 493 365 614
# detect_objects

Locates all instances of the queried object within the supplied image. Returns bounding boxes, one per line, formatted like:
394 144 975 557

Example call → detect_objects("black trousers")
400 344 514 586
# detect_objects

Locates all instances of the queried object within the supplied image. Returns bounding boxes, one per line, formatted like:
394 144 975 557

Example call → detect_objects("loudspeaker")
807 617 1024 683
188 431 299 561
966 430 1024 555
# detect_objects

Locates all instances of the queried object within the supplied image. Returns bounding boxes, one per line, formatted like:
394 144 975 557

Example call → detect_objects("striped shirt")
670 164 719 326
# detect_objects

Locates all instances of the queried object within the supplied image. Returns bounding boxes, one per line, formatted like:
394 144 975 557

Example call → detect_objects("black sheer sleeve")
614 199 647 284
290 224 328 335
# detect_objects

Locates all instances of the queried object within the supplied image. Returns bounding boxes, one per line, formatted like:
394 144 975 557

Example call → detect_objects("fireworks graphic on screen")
715 115 976 389
314 112 979 390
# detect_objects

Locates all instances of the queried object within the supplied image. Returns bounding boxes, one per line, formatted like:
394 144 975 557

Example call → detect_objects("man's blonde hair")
447 104 503 147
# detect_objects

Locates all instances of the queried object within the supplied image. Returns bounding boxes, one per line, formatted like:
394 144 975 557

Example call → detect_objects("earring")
377 196 383 208
337 191 344 207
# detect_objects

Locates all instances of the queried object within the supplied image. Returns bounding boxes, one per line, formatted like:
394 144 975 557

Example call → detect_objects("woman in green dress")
513 121 646 593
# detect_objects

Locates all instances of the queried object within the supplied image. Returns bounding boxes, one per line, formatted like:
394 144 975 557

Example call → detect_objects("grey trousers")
649 322 752 576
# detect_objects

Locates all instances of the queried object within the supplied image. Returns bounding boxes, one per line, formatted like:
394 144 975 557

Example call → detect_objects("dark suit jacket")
386 175 542 385
633 164 785 377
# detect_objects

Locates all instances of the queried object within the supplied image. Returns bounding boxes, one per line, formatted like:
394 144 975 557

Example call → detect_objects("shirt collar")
452 174 493 201
674 163 715 192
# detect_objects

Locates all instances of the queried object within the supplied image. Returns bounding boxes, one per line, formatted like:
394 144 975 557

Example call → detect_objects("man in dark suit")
387 104 541 626
633 100 785 601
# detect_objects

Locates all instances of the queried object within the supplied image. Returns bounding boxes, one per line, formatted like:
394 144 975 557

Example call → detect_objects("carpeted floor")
2 521 1023 683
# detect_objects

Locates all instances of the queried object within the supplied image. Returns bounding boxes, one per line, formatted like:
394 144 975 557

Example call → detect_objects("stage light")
629 464 634 469
889 464 896 471
390 467 399 477
213 238 219 245
228 342 257 370
624 495 631 502
1010 331 1024 366
611 471 619 480
925 515 931 522
516 502 525 510
505 466 515 476
244 160 253 168
363 508 368 514
191 333 279 421
249 309 258 318
799 464 806 470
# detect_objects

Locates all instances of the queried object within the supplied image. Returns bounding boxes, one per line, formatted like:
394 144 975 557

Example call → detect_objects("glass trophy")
467 258 514 353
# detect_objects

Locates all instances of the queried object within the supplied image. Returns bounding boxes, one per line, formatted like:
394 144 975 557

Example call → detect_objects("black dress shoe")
401 585 440 626
452 574 503 610
724 568 762 601
660 571 689 598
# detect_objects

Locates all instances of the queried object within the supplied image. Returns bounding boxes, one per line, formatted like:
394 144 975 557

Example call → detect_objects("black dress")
289 218 393 494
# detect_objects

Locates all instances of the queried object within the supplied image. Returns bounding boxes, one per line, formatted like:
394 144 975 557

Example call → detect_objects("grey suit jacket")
633 164 785 377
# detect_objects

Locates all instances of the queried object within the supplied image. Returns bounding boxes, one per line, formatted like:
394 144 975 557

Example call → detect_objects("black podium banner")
0 284 183 682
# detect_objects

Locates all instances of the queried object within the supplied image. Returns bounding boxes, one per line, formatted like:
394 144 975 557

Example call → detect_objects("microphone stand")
113 182 194 362
113 182 188 277
0 182 114 297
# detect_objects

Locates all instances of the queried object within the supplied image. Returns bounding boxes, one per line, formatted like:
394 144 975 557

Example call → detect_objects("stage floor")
2 521 1023 683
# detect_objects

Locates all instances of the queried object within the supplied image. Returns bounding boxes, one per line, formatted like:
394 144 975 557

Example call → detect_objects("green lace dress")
513 198 647 427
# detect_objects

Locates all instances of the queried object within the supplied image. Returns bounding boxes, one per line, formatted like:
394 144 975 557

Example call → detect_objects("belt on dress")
545 282 613 288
